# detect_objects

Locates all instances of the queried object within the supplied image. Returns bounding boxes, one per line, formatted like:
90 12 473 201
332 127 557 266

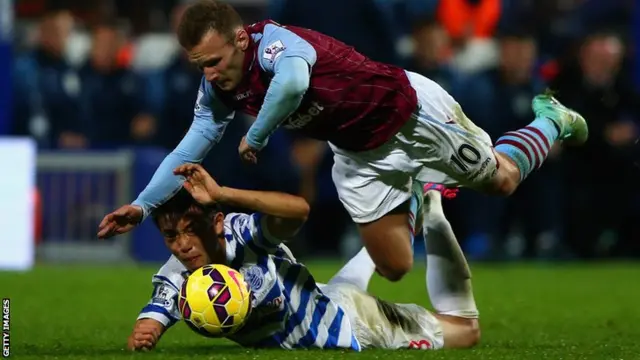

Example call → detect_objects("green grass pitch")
2 261 639 359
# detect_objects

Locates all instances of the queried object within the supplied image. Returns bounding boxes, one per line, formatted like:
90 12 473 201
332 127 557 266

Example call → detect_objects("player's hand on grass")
238 136 258 164
174 163 222 205
97 205 143 239
128 319 164 351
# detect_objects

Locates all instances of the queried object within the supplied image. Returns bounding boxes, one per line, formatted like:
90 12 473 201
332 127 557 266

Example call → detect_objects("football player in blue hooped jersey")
128 164 480 352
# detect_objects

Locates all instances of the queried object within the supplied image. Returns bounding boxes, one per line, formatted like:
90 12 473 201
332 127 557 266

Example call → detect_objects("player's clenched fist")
173 164 222 205
127 319 165 351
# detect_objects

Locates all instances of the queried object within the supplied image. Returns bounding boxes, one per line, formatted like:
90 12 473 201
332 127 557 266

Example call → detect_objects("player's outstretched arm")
127 318 166 351
97 80 233 239
240 24 317 163
175 163 309 239
131 79 233 219
129 259 183 351
243 56 310 151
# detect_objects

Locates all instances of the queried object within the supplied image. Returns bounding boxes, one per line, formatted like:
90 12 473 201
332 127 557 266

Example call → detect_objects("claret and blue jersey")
137 212 361 350
131 20 416 220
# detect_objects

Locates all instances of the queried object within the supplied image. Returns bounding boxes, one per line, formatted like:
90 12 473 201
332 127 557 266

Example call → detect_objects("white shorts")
321 283 444 350
330 71 498 223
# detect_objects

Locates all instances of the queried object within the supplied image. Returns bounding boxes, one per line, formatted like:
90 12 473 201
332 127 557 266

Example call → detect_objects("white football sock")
328 247 376 291
423 191 479 318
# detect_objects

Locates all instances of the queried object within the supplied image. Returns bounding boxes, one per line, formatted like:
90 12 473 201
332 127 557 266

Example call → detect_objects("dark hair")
176 0 243 50
152 188 221 230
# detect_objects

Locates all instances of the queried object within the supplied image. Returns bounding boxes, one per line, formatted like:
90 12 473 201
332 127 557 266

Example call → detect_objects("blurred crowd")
9 0 640 259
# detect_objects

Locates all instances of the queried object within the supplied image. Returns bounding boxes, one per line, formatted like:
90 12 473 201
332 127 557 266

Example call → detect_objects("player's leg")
357 200 420 282
481 93 588 195
433 314 480 349
327 247 376 291
329 148 425 282
422 189 480 348
357 179 428 282
405 71 587 196
322 190 479 351
328 183 424 289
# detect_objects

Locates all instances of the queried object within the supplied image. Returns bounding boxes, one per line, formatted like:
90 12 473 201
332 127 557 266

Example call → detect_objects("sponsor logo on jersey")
235 90 252 101
283 101 324 129
263 40 286 62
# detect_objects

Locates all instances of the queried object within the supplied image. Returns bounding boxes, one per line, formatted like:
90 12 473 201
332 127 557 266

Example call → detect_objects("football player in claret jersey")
128 164 480 352
99 0 588 284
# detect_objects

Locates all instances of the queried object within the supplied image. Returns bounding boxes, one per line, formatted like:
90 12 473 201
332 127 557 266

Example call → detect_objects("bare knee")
478 152 521 196
359 210 415 282
488 176 517 196
376 256 413 282
461 319 481 348
438 315 481 349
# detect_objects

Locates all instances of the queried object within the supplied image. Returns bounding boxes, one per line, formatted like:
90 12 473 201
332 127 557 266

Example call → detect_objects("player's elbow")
288 195 310 223
299 199 310 221
282 75 309 98
279 59 310 97
287 202 310 234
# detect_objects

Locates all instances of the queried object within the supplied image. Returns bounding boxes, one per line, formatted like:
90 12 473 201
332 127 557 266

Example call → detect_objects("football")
178 264 252 337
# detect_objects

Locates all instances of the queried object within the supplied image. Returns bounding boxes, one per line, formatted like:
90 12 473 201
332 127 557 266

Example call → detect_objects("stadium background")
3 0 638 265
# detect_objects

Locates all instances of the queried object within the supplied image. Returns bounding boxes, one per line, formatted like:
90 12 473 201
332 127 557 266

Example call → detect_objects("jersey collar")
243 29 257 73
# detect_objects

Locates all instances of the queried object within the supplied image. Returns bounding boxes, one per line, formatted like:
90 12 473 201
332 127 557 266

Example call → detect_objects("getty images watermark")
2 298 9 358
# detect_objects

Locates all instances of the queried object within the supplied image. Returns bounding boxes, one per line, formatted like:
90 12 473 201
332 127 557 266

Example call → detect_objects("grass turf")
1 261 639 359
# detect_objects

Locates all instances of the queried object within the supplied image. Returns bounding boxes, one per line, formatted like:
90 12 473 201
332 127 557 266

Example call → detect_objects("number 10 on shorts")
450 144 481 173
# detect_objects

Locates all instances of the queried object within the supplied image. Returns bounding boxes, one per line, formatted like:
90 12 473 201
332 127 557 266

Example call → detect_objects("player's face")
158 212 226 272
188 29 250 91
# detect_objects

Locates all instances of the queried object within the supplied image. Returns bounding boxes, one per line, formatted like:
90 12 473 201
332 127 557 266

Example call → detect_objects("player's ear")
213 212 224 234
235 28 249 51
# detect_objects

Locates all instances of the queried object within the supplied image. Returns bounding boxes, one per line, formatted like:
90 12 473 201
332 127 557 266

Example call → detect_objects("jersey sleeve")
131 78 235 219
224 213 285 266
193 78 235 141
257 23 317 74
245 24 315 150
137 256 188 327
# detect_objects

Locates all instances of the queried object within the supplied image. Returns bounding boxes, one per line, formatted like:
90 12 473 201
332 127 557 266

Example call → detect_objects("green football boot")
532 91 589 145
